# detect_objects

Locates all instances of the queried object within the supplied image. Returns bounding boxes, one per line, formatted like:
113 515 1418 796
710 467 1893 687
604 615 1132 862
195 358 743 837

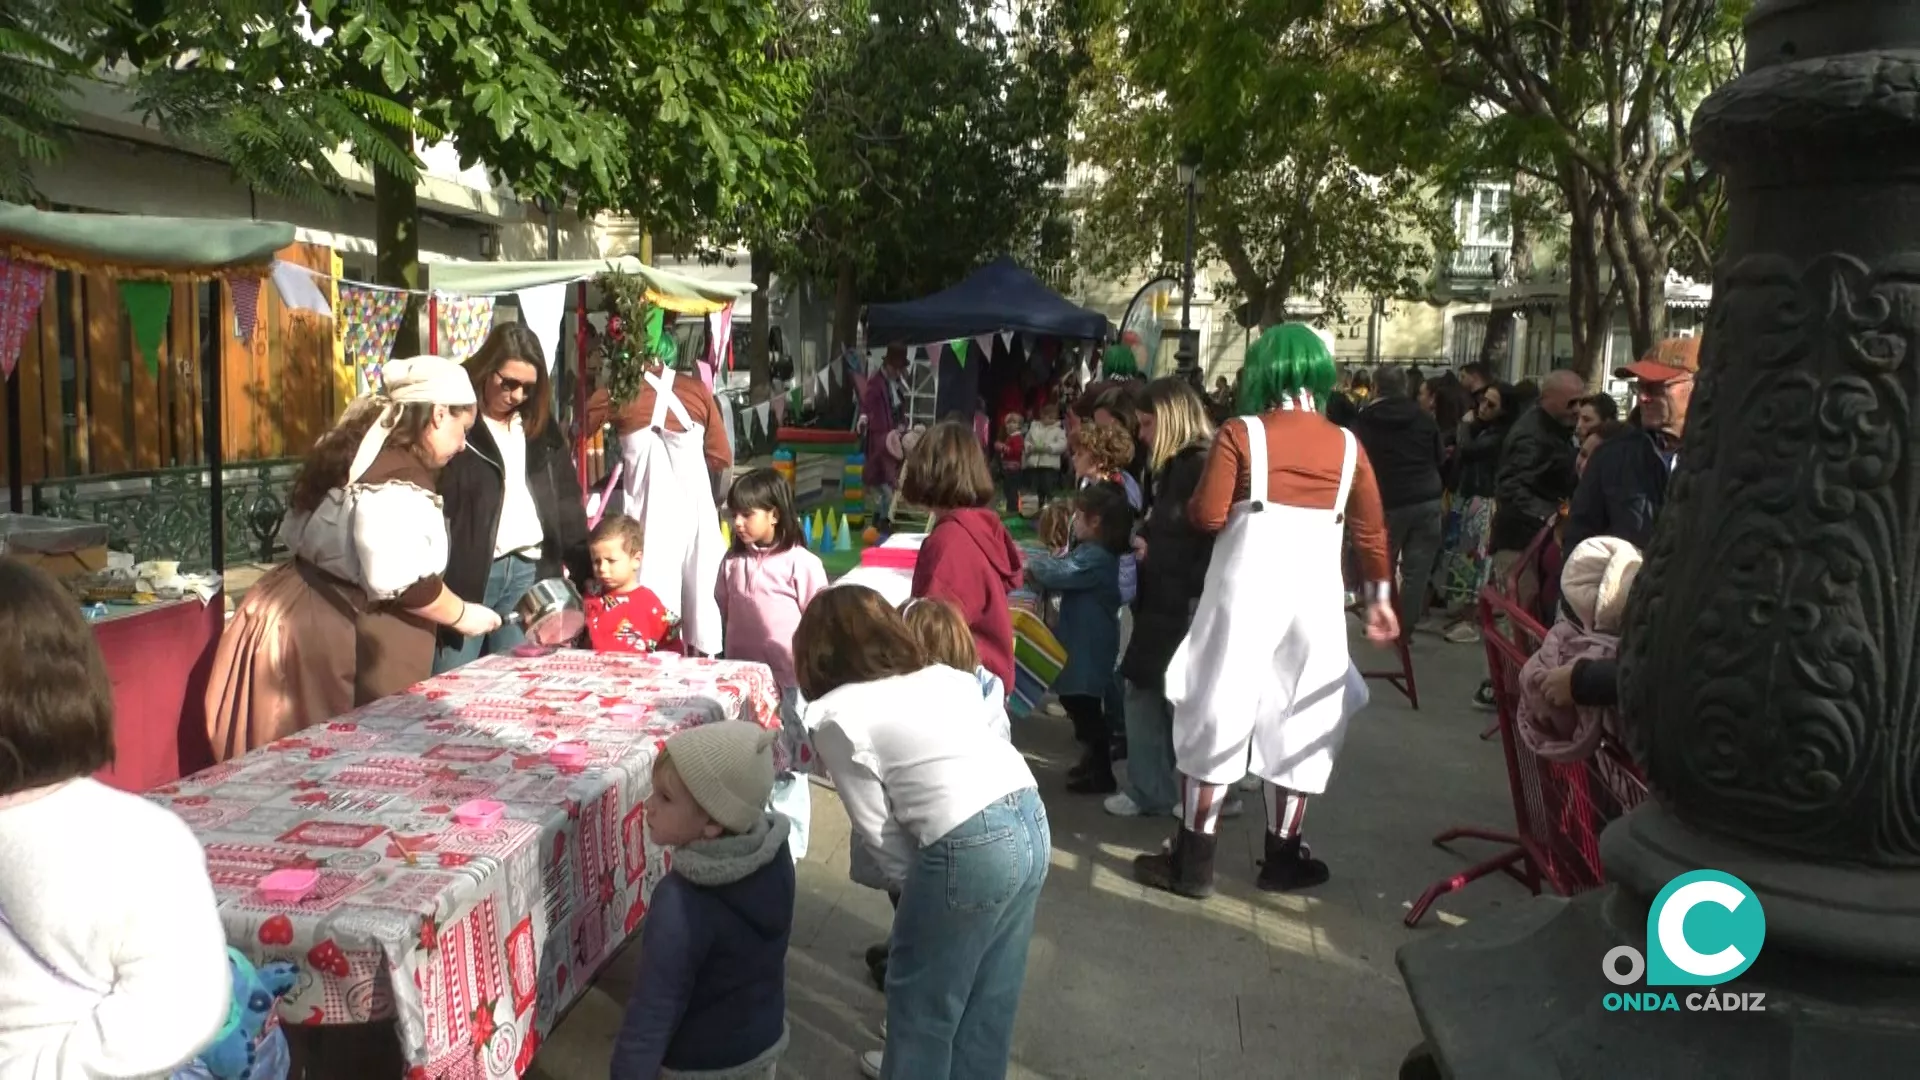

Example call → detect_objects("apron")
616 368 726 655
1164 410 1370 793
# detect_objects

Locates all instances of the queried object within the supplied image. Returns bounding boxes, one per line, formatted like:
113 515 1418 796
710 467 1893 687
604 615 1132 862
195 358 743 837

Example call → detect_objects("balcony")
1448 245 1504 281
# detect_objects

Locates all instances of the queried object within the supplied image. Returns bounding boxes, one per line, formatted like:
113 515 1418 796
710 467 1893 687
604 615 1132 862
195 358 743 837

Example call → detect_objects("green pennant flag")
118 280 172 376
644 306 666 356
952 338 969 368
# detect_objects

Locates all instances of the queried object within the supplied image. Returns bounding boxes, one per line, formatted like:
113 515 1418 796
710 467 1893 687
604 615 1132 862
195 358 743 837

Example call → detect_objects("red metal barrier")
1403 584 1649 927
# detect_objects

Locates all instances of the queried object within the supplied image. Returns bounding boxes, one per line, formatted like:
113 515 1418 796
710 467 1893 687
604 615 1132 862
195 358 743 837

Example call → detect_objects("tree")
1394 0 1747 369
1076 1 1452 331
0 0 124 201
122 0 811 349
768 0 1095 357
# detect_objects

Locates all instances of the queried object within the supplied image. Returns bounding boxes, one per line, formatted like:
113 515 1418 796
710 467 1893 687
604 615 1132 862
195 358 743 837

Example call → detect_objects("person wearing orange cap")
1564 336 1699 553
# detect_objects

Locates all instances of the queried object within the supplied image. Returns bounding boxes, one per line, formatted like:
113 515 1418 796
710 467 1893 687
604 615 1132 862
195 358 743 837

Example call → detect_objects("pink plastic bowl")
258 867 319 903
549 742 590 769
453 799 506 829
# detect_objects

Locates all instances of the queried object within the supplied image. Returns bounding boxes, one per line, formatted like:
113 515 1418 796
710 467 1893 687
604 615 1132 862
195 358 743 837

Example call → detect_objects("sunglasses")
493 371 534 394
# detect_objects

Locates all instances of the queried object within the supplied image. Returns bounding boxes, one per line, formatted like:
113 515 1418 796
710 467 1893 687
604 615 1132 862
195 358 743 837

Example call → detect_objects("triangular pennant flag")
756 401 771 434
720 395 739 452
0 258 50 381
230 276 263 344
976 333 995 362
118 280 173 376
515 283 570 376
952 338 969 368
270 260 332 317
999 330 1014 352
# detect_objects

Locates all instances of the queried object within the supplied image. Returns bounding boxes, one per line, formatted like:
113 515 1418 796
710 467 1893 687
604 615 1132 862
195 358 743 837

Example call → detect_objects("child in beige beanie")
1517 537 1642 763
612 721 793 1080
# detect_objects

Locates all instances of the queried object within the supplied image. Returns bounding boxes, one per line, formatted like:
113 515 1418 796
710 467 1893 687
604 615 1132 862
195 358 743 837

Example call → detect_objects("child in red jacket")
901 420 1024 692
994 413 1027 515
585 515 682 654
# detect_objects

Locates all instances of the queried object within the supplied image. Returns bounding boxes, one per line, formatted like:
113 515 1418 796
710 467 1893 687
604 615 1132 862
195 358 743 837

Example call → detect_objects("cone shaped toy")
721 520 731 548
812 508 826 542
836 519 853 552
802 518 814 549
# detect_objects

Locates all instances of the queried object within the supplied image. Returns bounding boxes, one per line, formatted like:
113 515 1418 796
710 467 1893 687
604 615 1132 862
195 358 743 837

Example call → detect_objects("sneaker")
1472 680 1497 712
1414 614 1448 638
1104 792 1163 817
1444 621 1482 645
860 1049 885 1079
1220 796 1245 819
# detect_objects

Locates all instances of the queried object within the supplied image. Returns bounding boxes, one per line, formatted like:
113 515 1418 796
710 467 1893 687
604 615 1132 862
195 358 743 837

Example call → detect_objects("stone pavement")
531 628 1523 1080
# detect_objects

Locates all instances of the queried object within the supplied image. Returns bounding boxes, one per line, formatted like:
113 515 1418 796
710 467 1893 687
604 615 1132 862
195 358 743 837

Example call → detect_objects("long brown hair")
467 323 552 438
793 585 928 700
899 420 995 511
288 398 439 514
0 558 116 795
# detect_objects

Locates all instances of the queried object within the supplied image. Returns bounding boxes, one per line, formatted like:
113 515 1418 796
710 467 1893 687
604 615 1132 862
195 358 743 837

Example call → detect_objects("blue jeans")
432 553 537 674
883 788 1049 1080
1121 680 1179 814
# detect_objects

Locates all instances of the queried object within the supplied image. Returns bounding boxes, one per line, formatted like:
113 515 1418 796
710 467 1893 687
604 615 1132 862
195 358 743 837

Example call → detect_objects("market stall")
0 202 295 789
159 649 781 1078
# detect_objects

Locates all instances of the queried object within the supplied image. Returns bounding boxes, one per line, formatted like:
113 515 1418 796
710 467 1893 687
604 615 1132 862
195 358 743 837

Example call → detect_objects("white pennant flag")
817 368 832 395
999 330 1014 352
515 283 570 377
976 333 995 361
756 401 771 434
721 397 739 451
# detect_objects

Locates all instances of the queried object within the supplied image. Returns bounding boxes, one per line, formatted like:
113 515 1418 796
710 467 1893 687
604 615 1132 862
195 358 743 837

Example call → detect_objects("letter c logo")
1645 870 1766 987
1657 880 1748 978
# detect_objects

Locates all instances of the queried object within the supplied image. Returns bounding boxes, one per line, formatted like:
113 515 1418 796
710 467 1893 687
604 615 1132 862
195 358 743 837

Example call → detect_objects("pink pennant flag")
0 257 50 381
230 276 263 344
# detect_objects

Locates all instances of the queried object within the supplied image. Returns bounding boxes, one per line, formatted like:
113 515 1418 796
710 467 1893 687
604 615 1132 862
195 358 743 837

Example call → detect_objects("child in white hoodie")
901 597 1013 742
1022 402 1068 505
0 559 230 1079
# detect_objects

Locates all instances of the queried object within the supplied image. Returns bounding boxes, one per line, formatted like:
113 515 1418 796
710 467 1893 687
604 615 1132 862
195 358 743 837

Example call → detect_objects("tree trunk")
1560 161 1613 385
749 245 772 400
373 130 422 357
1606 193 1669 359
832 258 858 355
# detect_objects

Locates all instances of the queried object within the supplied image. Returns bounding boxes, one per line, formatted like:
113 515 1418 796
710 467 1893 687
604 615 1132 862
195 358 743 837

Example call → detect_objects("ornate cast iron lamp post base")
1399 3 1920 1073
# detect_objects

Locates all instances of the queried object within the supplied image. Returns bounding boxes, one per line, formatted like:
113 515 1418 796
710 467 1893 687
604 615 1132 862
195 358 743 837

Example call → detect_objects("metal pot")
505 577 586 647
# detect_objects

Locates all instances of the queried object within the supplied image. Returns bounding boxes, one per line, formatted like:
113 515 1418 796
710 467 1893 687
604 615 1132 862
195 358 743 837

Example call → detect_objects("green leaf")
380 38 410 93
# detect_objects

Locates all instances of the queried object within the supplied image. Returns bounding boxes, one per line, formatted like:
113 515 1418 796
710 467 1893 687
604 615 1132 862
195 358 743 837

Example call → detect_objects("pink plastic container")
549 742 589 769
453 799 506 829
258 868 319 903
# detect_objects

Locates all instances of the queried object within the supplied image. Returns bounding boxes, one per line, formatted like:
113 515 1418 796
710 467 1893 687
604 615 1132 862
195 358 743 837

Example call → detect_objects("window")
1457 185 1511 249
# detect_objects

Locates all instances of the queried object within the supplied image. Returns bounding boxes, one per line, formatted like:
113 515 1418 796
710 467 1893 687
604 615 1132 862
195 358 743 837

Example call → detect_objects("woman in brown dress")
205 356 504 761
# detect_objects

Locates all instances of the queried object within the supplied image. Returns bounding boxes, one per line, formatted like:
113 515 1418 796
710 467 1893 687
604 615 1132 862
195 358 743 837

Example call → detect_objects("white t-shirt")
0 780 230 1079
487 414 546 558
808 665 1037 887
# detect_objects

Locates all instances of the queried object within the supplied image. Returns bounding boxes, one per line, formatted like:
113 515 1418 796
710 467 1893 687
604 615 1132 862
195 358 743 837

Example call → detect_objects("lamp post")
1175 159 1205 384
532 194 560 261
1396 3 1920 1074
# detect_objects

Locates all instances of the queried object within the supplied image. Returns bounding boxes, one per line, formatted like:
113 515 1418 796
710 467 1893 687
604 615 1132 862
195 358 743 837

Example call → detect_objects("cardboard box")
12 545 110 579
0 514 112 580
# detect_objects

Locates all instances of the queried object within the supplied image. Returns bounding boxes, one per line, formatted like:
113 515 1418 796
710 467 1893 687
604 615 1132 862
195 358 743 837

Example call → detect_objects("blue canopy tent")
864 256 1111 344
865 257 1110 419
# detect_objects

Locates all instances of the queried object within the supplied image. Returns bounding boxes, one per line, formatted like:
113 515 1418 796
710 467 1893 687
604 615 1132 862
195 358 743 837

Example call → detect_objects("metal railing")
32 459 303 570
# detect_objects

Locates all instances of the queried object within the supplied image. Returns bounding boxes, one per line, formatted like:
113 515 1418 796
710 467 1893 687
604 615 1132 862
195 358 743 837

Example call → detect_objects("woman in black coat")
1107 378 1217 818
434 324 591 672
1440 381 1517 640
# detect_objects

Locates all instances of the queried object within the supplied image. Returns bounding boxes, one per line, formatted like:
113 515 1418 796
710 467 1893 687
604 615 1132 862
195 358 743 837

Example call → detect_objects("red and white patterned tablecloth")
152 650 781 1079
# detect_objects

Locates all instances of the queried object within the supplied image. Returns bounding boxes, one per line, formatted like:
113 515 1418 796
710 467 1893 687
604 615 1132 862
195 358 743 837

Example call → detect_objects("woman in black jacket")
1107 377 1217 819
1440 382 1517 642
434 324 591 672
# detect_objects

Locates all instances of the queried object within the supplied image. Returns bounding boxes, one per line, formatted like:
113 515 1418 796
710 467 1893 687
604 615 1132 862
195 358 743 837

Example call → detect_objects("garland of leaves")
596 270 675 406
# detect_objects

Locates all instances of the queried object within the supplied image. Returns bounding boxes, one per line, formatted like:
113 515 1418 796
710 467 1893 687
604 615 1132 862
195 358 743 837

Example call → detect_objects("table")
92 594 224 792
834 532 924 602
153 650 781 1078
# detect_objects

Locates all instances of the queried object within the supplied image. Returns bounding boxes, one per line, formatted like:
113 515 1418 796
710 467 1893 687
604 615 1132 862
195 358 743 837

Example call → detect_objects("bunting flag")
341 284 409 389
0 258 49 381
951 339 970 368
976 333 995 362
1000 330 1015 352
707 303 735 372
772 393 788 427
434 294 496 362
230 276 263 345
271 259 333 317
755 401 771 435
720 395 739 451
119 280 173 377
515 283 569 376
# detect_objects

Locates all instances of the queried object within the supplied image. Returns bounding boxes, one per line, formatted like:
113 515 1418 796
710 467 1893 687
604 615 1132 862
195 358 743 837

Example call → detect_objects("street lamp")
532 194 560 261
1175 158 1205 382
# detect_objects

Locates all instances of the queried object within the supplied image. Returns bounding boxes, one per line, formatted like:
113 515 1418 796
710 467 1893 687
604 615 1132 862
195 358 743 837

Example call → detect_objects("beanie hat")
1560 536 1643 634
661 721 778 834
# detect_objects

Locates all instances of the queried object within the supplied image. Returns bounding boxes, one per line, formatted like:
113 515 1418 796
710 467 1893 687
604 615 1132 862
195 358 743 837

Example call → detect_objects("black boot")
1066 739 1117 794
1256 832 1330 892
1066 741 1101 782
1133 827 1216 899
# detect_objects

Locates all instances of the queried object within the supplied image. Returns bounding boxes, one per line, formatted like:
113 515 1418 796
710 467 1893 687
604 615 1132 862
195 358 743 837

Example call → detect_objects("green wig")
1239 323 1337 414
1100 344 1140 379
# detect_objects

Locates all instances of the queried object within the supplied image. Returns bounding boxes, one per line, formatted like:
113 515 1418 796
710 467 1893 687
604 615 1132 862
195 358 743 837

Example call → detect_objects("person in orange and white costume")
1135 324 1399 900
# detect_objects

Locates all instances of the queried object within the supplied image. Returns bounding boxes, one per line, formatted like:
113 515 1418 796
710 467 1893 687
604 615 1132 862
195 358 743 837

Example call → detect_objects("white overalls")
1165 411 1370 797
616 368 726 655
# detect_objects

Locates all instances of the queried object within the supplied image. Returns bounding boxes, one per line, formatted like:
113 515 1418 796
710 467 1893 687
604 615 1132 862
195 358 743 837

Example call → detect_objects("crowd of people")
0 309 1695 1080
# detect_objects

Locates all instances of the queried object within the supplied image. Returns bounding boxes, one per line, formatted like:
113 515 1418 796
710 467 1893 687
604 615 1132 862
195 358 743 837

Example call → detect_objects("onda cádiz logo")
1601 870 1768 1013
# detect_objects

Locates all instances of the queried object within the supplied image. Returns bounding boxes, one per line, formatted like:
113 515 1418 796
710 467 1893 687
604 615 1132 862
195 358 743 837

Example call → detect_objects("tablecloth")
92 595 223 791
153 650 781 1079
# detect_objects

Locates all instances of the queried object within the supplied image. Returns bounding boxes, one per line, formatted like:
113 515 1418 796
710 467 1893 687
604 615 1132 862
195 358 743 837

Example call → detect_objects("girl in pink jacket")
719 468 830 858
